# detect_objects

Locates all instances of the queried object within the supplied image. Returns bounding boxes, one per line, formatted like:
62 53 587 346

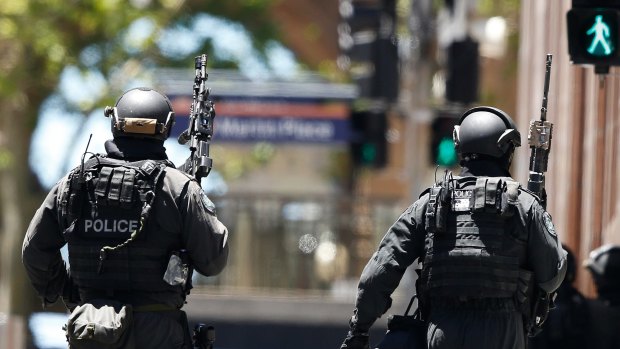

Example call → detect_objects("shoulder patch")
200 191 216 214
542 211 557 237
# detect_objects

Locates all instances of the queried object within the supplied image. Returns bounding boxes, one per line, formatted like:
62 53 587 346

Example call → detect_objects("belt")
430 297 517 311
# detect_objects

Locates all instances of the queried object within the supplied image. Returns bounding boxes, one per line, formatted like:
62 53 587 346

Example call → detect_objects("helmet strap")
160 111 175 137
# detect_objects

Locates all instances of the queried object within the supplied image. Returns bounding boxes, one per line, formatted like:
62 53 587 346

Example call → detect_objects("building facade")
518 0 620 294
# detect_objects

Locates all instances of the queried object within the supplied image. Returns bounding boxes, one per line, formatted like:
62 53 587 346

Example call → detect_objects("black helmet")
585 244 620 286
453 106 521 158
104 87 175 141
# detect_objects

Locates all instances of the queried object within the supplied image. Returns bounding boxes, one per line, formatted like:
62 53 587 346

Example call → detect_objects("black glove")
340 330 370 349
61 276 80 312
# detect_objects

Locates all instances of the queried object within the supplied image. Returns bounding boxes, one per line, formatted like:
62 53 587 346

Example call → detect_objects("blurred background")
1 0 620 348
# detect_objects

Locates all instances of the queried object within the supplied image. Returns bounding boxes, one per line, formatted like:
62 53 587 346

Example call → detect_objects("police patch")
543 212 556 237
201 191 216 214
452 189 473 212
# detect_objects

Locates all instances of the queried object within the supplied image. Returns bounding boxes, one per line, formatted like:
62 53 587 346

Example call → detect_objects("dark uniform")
341 106 566 349
529 245 589 349
584 244 620 348
22 88 229 348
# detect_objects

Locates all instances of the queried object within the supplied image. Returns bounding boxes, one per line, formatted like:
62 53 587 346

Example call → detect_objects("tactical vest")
58 155 179 293
421 176 534 300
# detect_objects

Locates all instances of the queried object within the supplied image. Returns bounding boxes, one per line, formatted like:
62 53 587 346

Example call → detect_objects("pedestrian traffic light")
430 112 459 167
567 6 620 72
350 109 387 168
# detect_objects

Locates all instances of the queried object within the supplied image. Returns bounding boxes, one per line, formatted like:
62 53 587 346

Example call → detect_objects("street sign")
169 97 352 144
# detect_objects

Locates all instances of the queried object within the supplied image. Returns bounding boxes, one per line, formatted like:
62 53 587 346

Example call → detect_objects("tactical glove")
340 329 370 349
61 276 80 312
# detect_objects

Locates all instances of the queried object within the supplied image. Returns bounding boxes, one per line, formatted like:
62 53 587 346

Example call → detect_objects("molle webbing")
472 177 502 212
59 157 104 226
427 177 520 219
59 157 171 224
471 177 519 215
426 184 451 233
96 160 168 275
68 244 175 292
94 159 163 208
426 186 442 232
424 251 520 297
61 156 175 292
422 176 525 299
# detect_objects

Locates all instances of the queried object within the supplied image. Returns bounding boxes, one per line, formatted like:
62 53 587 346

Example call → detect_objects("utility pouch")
65 299 134 349
163 251 189 287
376 295 428 349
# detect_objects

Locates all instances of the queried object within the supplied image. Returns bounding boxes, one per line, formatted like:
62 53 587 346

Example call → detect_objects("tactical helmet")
104 87 175 141
584 244 620 287
453 106 521 158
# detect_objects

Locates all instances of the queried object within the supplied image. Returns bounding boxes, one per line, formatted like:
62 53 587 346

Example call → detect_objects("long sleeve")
527 201 567 293
22 182 71 305
181 181 229 277
353 197 428 330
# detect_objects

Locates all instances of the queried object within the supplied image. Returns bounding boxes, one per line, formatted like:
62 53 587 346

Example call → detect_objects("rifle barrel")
540 54 552 122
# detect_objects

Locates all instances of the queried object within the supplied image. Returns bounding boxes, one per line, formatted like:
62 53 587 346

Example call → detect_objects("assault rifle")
178 54 216 184
527 53 554 206
526 54 555 337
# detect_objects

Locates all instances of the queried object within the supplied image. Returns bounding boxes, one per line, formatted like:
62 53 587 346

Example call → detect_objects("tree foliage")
0 0 280 318
0 0 279 122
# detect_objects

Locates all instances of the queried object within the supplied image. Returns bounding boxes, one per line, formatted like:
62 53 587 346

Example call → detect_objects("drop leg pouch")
375 295 427 349
65 299 135 349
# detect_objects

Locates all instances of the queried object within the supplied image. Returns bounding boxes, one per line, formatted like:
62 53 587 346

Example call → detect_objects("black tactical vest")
58 155 179 293
421 176 534 300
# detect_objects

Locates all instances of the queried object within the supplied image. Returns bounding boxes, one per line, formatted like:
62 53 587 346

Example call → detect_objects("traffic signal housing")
350 109 387 168
567 5 620 72
445 37 480 104
430 112 459 168
338 0 399 101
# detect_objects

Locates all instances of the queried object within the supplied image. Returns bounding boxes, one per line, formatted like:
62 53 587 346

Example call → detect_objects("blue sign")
212 116 349 143
169 96 351 144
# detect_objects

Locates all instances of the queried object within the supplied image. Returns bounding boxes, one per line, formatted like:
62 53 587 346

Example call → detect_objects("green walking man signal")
587 15 614 56
567 7 620 73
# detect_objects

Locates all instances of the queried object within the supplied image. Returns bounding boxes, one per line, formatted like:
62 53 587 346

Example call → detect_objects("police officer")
584 244 620 348
340 106 566 349
528 245 589 349
22 87 229 348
